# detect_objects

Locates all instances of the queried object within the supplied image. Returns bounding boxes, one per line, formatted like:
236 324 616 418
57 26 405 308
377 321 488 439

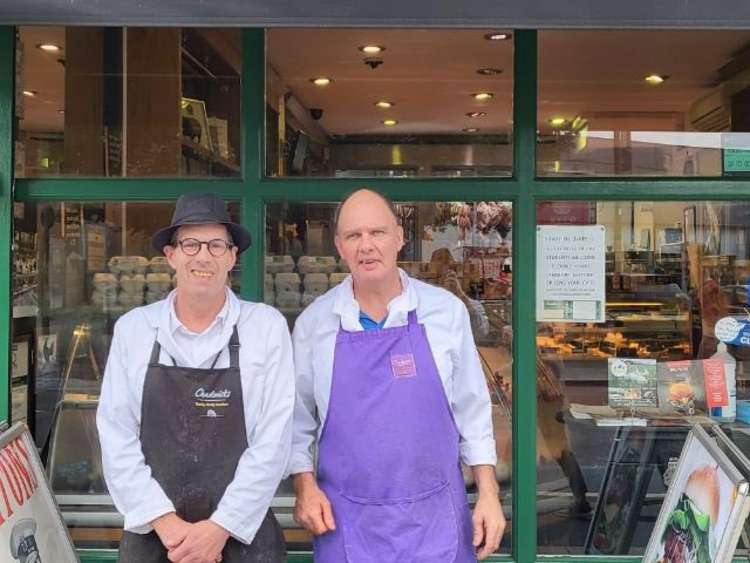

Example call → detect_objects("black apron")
119 326 286 563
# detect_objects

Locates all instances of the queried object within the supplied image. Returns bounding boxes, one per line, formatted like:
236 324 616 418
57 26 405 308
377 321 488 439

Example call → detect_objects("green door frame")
3 25 750 563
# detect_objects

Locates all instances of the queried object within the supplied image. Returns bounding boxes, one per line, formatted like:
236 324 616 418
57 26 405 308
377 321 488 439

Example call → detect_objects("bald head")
334 188 405 287
334 189 399 233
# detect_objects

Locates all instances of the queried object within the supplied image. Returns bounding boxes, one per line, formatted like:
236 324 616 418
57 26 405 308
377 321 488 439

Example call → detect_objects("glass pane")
538 30 750 177
11 200 240 549
266 200 513 553
16 27 241 177
266 29 513 177
536 200 750 556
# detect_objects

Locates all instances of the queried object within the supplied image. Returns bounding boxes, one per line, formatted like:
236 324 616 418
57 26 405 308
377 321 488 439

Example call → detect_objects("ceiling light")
472 92 494 101
644 74 668 85
462 128 479 133
22 90 37 97
549 117 566 127
466 111 487 118
484 32 511 41
375 100 394 109
360 45 385 54
383 119 398 126
37 44 61 52
476 67 503 76
310 77 332 86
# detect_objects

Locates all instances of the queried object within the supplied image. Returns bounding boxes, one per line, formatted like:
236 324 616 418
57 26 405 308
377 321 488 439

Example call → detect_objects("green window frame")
2 26 750 563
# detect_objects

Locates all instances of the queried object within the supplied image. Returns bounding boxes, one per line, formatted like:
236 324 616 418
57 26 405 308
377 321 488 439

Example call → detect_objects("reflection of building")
5 4 750 562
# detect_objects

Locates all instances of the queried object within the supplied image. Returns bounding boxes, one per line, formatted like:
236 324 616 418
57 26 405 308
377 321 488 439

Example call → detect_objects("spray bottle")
710 342 736 423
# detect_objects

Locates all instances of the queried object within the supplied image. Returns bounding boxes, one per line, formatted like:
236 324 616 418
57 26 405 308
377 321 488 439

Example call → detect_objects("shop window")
15 27 241 177
538 30 750 177
265 29 513 178
11 200 240 548
266 200 513 553
536 200 750 556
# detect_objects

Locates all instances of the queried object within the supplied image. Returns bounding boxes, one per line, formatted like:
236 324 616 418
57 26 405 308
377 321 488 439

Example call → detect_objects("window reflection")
536 201 750 555
538 30 750 177
16 27 241 177
266 29 513 178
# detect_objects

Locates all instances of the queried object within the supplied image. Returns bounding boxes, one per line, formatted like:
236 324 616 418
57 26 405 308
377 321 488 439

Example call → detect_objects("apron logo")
195 387 231 401
390 354 417 378
194 387 231 414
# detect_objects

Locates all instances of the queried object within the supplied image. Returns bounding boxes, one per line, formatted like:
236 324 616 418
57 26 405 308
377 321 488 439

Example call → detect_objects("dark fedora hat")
152 193 252 254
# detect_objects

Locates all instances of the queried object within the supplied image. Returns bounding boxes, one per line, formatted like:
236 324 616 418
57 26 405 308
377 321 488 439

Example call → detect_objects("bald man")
289 189 505 562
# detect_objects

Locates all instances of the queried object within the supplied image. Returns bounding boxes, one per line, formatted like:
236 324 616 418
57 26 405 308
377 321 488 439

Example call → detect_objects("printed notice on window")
536 225 606 323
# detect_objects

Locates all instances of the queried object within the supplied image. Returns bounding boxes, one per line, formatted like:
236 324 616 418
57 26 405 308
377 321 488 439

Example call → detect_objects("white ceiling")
17 27 750 137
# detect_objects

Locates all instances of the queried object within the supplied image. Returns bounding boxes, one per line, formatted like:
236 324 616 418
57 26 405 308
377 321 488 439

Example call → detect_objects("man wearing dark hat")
97 193 293 563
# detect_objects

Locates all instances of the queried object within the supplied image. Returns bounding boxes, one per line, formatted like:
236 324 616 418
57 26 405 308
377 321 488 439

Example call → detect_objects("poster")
0 424 78 562
536 225 606 322
11 340 28 380
608 358 658 408
644 425 750 563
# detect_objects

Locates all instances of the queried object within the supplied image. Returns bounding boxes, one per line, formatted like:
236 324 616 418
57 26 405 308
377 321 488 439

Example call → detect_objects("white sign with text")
537 225 606 323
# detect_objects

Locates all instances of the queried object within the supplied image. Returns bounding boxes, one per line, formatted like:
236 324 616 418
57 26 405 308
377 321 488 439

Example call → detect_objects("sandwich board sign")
0 422 78 562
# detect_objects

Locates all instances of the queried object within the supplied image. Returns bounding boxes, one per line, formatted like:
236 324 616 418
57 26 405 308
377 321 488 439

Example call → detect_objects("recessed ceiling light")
22 90 37 97
472 92 494 101
37 44 61 52
310 77 332 86
360 45 385 54
476 67 503 76
644 74 668 85
383 119 398 126
462 128 479 133
375 100 394 109
57 109 65 115
484 32 511 41
466 111 487 118
549 117 566 127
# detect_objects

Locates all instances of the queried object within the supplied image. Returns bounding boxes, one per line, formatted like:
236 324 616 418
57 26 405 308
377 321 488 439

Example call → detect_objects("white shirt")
96 288 295 544
288 269 496 475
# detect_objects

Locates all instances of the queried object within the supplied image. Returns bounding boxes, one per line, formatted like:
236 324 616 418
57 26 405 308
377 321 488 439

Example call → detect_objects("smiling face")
163 223 237 301
334 190 404 288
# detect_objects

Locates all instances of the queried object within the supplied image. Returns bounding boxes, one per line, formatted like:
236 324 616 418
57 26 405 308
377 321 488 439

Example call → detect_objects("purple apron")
314 310 476 563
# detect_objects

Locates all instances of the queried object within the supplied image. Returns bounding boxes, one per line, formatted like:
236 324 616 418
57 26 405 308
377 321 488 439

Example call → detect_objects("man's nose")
358 233 374 251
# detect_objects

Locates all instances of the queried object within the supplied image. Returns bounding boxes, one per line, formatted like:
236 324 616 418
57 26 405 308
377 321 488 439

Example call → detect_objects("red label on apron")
390 354 417 378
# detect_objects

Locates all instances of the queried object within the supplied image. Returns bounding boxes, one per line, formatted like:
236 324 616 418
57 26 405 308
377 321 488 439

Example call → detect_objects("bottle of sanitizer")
710 342 736 423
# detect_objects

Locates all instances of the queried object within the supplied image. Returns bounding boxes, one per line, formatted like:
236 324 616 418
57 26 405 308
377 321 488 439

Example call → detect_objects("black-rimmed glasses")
174 238 234 257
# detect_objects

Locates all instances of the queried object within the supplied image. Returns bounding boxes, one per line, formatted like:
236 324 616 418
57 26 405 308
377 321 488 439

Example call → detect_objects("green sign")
724 148 750 173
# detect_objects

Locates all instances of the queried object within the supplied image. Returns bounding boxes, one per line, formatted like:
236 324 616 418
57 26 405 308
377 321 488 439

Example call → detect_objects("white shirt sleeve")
450 302 498 467
287 312 318 475
96 319 176 533
210 310 295 544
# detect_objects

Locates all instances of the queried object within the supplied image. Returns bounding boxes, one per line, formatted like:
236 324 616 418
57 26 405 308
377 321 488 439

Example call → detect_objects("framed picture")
644 424 750 563
585 426 657 554
181 97 212 152
0 423 78 562
36 334 57 375
11 337 29 380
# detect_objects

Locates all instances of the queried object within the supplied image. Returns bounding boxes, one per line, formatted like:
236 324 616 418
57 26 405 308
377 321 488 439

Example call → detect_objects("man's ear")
396 225 405 251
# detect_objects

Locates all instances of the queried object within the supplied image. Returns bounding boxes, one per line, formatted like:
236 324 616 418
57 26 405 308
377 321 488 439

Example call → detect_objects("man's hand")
167 520 230 563
293 472 336 535
471 465 506 560
152 512 192 552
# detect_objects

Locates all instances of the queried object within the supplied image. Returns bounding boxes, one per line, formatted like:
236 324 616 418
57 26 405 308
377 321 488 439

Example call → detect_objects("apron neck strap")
227 325 240 368
407 309 418 326
148 333 177 367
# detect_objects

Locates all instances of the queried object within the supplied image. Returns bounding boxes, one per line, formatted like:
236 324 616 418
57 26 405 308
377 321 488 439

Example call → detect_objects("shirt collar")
333 268 417 331
168 287 231 337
